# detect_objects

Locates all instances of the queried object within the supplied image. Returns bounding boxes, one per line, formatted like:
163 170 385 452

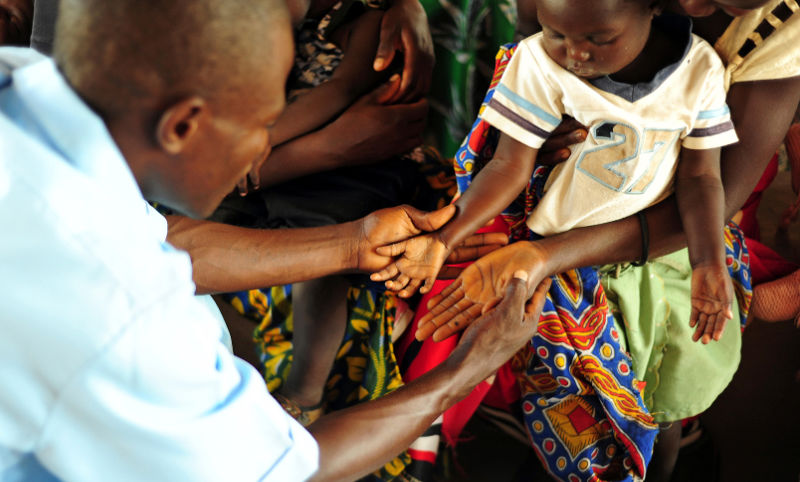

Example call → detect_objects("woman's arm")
256 78 427 187
269 9 389 147
540 76 800 275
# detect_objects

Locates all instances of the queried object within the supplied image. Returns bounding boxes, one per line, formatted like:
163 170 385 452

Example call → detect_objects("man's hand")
689 262 734 344
454 271 551 375
327 76 428 165
416 240 550 341
372 0 433 103
355 205 455 273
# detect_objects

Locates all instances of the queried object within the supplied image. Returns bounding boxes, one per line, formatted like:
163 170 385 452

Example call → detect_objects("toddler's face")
537 0 656 79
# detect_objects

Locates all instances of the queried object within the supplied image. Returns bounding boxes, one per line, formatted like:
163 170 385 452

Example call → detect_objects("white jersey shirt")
481 16 738 236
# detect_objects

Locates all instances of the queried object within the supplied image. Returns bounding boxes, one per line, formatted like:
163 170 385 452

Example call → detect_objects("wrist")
344 219 365 272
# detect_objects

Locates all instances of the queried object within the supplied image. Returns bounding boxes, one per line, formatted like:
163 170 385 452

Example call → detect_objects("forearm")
308 328 498 481
258 129 343 187
676 175 726 266
270 80 359 147
309 355 466 481
166 215 358 294
438 134 539 249
532 78 800 276
529 197 686 278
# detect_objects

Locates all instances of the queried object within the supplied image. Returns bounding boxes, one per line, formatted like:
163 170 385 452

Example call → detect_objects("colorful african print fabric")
452 43 753 481
420 0 518 157
220 155 457 481
221 284 413 480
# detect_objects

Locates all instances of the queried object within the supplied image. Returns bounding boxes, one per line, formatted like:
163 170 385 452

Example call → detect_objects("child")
373 0 738 345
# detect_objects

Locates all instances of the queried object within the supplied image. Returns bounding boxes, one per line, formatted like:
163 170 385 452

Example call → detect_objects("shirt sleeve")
724 0 800 85
38 290 319 482
683 43 739 150
479 39 564 149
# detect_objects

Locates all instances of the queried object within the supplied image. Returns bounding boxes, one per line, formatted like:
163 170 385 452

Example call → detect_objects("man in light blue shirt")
0 0 549 480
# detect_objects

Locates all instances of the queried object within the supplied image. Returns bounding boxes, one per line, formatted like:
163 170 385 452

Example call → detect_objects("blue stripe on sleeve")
495 83 561 126
696 105 730 120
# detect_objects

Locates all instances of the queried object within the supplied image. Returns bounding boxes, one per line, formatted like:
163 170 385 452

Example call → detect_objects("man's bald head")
54 0 290 117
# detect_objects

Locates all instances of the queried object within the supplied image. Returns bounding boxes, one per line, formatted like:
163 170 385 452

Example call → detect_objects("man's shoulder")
0 125 194 320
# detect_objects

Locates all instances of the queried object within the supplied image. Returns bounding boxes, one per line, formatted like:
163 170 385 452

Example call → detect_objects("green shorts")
599 248 741 423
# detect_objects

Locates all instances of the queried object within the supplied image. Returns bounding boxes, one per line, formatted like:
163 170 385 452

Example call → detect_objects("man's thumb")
505 270 530 301
409 204 456 232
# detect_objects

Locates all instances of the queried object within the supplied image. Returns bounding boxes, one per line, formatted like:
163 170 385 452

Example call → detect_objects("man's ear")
155 97 207 155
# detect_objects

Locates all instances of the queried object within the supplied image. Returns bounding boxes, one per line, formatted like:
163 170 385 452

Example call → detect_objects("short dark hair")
54 0 289 116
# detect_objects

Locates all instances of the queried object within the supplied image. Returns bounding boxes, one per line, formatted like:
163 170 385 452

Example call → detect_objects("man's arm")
165 205 454 294
308 273 550 481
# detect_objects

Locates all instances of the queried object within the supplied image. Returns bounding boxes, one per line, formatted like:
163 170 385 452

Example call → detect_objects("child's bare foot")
689 262 734 344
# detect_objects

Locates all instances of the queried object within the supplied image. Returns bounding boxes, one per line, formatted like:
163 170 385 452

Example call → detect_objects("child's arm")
270 9 390 147
676 147 734 344
371 133 539 297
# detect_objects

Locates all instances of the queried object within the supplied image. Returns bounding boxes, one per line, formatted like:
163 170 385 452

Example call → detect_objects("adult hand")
0 0 33 45
355 204 455 273
327 76 428 165
416 240 550 341
372 0 434 103
455 271 551 374
438 231 509 279
536 115 587 166
355 206 508 276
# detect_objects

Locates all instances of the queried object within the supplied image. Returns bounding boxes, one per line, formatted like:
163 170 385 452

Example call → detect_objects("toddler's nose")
567 46 590 62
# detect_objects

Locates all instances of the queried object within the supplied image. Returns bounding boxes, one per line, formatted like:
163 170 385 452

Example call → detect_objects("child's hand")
370 233 450 298
690 262 734 344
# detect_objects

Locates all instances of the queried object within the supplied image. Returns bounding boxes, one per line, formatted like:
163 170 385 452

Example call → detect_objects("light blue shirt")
0 48 319 481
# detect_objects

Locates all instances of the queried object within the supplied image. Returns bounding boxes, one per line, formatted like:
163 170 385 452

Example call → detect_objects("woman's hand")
372 0 434 103
536 115 588 165
416 240 551 341
327 76 429 164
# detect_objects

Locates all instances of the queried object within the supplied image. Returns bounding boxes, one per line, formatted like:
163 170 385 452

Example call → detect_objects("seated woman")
398 0 799 480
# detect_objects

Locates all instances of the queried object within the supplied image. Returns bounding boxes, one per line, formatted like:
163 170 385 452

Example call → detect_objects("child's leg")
646 422 681 481
283 275 349 414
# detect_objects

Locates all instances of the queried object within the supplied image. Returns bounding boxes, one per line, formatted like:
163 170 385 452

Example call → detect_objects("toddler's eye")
544 29 564 40
589 36 615 46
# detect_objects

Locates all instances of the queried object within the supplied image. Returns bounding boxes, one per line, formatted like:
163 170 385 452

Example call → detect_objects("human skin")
0 0 32 45
57 0 542 477
419 0 800 341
